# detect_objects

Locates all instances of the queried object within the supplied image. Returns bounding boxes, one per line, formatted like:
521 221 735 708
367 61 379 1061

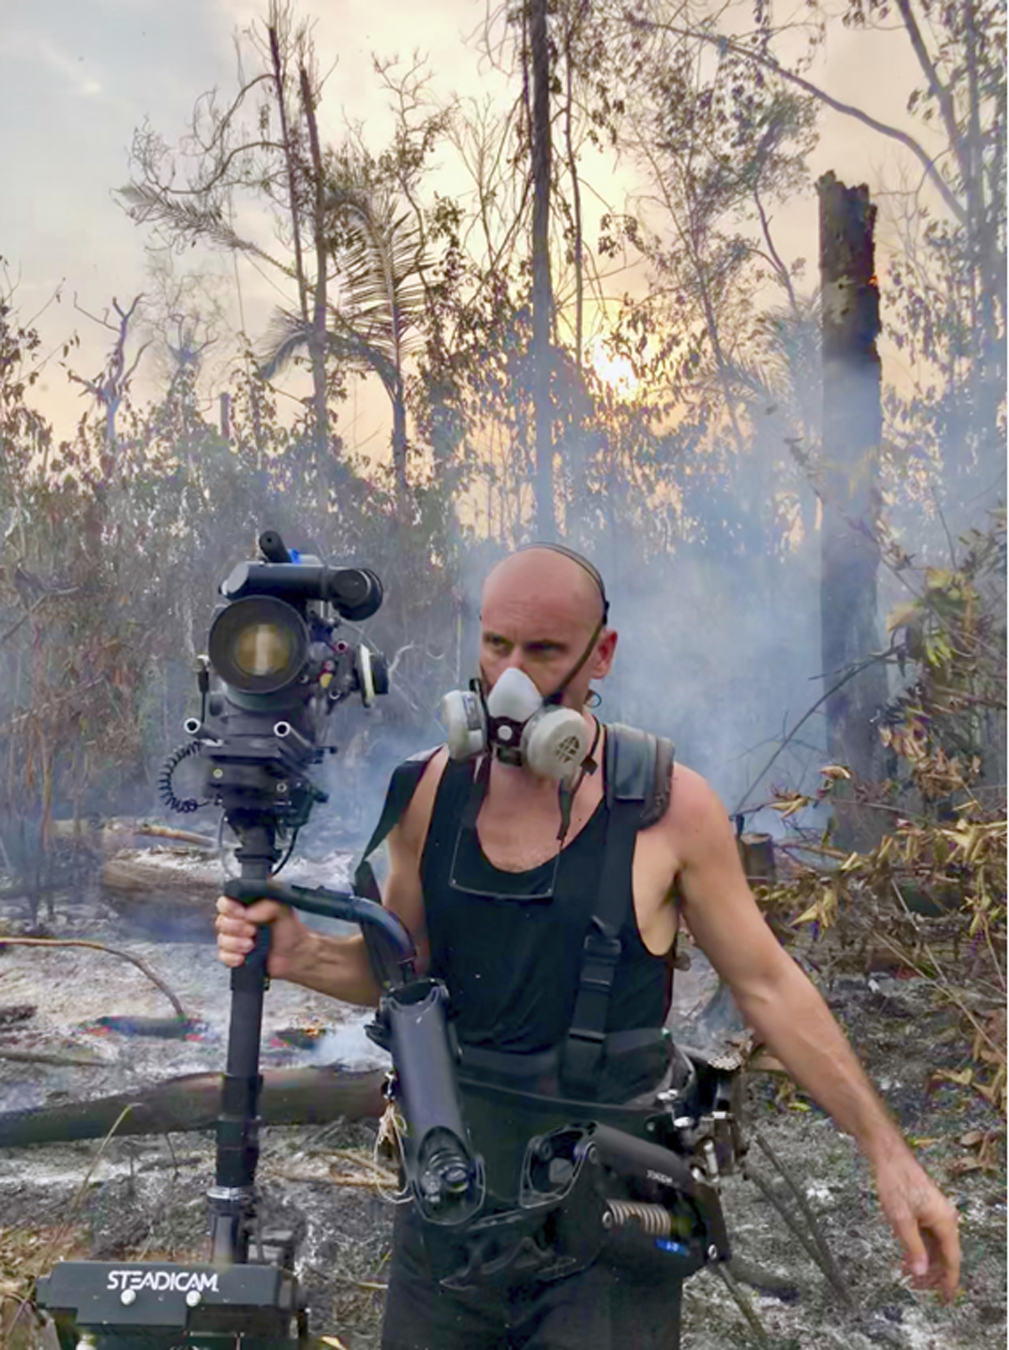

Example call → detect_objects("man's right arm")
214 750 446 1007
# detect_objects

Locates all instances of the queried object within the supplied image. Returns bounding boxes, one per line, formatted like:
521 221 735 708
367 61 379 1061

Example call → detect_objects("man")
216 546 960 1348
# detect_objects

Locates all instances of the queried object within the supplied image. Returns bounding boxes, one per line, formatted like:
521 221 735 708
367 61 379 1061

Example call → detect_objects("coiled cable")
159 741 205 814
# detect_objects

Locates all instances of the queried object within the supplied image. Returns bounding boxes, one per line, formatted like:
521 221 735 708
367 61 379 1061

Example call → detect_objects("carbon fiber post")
209 822 277 1266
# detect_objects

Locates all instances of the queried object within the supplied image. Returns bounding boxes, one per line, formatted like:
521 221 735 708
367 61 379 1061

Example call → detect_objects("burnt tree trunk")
818 173 889 847
530 0 556 537
300 61 331 462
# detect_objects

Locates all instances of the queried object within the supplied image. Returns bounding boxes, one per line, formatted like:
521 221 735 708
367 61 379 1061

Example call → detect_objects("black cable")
159 741 206 815
272 826 300 875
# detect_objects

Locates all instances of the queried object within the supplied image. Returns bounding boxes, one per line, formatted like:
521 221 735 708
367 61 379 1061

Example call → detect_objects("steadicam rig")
36 530 735 1346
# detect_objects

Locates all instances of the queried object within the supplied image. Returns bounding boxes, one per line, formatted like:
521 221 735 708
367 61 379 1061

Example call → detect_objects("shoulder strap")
604 722 675 829
561 724 675 1098
352 745 441 901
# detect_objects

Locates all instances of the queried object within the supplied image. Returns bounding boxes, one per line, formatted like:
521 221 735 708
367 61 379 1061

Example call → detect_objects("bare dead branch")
732 651 892 815
712 1260 772 1342
0 1046 105 1068
633 18 967 227
134 823 216 849
754 1130 853 1305
743 1159 837 1279
892 0 967 183
0 937 187 1020
0 593 61 646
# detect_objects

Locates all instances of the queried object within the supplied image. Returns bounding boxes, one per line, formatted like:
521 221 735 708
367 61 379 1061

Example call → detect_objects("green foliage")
756 516 1007 1110
881 509 1007 789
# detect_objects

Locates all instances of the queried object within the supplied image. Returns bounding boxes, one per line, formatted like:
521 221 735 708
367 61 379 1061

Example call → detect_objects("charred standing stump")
738 832 776 887
818 174 890 849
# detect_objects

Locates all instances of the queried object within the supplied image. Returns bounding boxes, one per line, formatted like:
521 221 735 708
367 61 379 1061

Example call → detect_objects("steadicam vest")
355 723 675 1106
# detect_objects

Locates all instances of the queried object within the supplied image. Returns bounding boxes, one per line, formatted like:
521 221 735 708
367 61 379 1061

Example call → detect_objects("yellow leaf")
947 1157 985 1175
886 599 920 632
959 1130 985 1147
773 796 808 819
820 764 852 780
924 567 955 590
934 1068 974 1087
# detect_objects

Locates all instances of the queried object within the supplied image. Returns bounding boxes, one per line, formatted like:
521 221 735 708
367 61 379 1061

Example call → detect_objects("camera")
167 529 388 844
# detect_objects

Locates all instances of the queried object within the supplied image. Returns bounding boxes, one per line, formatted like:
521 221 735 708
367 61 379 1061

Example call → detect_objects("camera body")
171 530 388 837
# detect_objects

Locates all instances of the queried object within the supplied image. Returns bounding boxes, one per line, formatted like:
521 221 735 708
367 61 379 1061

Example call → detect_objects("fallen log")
0 1046 105 1069
0 1066 387 1148
99 848 221 940
102 850 222 903
50 818 215 854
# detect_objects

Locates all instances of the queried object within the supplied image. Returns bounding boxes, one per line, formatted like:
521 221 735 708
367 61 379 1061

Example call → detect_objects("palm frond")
325 182 428 367
118 184 293 278
259 310 398 394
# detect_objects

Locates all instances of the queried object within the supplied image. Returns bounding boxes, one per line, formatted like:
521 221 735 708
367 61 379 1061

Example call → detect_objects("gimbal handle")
223 877 416 989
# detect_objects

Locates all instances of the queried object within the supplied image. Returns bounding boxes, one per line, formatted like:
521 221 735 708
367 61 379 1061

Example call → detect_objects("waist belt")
458 1043 561 1095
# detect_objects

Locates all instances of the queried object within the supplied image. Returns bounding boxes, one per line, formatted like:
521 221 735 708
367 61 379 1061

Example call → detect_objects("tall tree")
530 0 557 537
262 163 428 503
119 2 335 456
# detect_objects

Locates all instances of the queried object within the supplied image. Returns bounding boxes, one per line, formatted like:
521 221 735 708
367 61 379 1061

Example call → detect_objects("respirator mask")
440 545 609 785
441 667 594 785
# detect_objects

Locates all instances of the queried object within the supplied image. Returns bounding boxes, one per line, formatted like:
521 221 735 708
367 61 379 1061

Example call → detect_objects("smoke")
142 492 875 863
294 530 831 854
312 1010 390 1071
600 540 826 821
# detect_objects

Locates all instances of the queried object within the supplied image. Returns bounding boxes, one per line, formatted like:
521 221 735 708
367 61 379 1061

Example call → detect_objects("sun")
588 339 639 397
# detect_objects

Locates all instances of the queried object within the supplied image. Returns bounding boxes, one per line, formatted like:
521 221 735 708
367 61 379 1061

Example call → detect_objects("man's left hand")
874 1148 961 1301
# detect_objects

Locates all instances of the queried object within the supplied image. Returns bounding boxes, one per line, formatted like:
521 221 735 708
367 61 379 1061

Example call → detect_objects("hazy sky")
2 0 942 442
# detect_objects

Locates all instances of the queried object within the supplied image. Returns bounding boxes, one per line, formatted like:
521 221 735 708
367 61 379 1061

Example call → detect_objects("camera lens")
209 597 309 694
233 622 294 678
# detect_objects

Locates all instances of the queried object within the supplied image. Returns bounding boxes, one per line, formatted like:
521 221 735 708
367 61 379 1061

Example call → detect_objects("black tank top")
420 758 669 1054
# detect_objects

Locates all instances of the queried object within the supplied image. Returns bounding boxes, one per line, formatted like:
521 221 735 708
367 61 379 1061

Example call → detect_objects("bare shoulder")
664 761 735 857
667 761 728 826
396 747 451 858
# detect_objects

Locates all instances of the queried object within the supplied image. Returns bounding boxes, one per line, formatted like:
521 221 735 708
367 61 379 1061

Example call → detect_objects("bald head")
483 548 606 635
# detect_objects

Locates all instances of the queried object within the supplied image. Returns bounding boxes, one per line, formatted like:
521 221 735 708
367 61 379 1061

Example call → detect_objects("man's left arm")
671 769 961 1301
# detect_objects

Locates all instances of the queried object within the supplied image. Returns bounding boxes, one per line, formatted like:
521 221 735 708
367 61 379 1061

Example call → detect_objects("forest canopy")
0 0 1003 925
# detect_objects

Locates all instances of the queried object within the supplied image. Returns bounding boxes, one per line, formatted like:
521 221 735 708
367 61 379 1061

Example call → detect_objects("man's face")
479 551 615 707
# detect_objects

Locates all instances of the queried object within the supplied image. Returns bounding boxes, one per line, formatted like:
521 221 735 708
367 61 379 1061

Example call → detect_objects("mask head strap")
514 543 609 625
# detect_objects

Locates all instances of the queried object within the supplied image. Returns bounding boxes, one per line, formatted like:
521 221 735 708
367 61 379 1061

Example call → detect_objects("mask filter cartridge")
487 668 591 783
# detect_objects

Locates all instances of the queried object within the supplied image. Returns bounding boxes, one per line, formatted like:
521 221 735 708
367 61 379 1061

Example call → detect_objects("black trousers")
381 1204 683 1350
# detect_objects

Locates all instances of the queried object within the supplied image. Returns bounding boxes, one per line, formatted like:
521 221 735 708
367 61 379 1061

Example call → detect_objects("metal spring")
604 1200 674 1237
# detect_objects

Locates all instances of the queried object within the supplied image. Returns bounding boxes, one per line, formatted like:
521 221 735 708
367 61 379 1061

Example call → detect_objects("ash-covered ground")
0 863 1003 1348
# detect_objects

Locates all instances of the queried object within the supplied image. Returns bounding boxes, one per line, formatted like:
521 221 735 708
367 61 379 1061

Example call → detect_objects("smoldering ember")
0 2 1004 1349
